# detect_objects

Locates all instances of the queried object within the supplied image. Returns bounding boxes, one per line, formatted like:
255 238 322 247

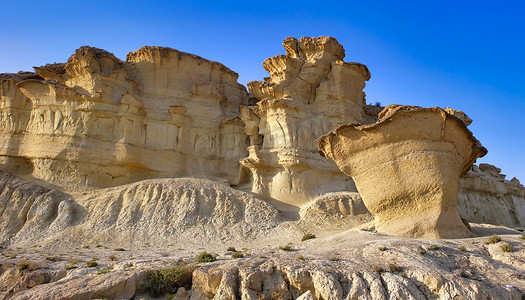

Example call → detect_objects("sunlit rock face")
239 36 372 206
318 105 488 238
0 46 252 191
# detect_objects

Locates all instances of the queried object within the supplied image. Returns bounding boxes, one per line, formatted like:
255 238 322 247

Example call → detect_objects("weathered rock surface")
458 164 525 227
0 46 251 192
318 105 488 238
0 170 282 248
239 36 371 206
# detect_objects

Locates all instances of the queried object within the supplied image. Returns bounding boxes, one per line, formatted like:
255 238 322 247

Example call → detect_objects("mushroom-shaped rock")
317 105 487 238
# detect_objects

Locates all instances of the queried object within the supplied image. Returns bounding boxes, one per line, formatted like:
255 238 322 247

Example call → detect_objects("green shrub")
109 255 119 261
86 259 98 268
97 267 111 275
500 242 512 253
64 265 77 270
378 246 386 251
193 252 216 263
521 234 525 240
430 245 439 250
231 252 244 258
387 263 402 273
486 234 501 244
17 260 30 270
417 249 426 255
373 265 384 273
226 247 236 252
143 262 194 297
279 245 292 252
458 245 467 251
301 233 316 241
45 256 63 262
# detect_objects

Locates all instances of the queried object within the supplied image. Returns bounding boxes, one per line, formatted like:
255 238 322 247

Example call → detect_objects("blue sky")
1 0 524 181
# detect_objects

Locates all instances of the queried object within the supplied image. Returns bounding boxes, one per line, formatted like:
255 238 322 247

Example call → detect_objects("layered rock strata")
239 36 371 206
458 164 525 227
318 105 488 238
0 46 252 191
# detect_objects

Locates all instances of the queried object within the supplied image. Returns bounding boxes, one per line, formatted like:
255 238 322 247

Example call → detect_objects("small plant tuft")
226 246 236 252
458 245 467 252
193 251 216 263
301 233 316 241
108 255 119 261
521 234 525 240
143 261 194 297
373 265 384 273
387 263 402 273
279 244 292 252
45 256 63 262
17 260 30 270
500 242 512 253
486 234 501 244
378 246 386 251
86 259 98 268
296 255 304 260
231 252 244 259
114 248 126 251
64 265 77 270
430 245 439 250
328 256 340 261
417 249 427 255
97 267 111 275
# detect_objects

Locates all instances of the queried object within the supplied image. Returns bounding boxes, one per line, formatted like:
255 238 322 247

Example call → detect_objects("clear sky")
1 0 524 181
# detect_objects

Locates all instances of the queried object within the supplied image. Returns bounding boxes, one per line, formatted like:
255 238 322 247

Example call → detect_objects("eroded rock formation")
459 164 525 227
0 46 252 191
318 105 488 238
239 37 371 206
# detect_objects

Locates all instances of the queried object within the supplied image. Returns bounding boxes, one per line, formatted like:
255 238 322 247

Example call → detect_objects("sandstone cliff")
239 37 371 206
0 46 252 191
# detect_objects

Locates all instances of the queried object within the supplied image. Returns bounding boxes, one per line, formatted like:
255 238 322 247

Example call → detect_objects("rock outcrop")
0 46 252 191
239 36 371 206
0 170 281 248
458 164 525 227
318 105 488 238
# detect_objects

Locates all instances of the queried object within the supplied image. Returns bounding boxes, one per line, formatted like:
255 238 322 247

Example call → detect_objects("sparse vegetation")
226 246 236 252
279 244 292 252
500 242 512 253
86 259 98 267
97 267 111 275
373 265 384 273
301 233 316 241
65 265 77 270
114 248 126 251
231 252 244 258
193 251 216 263
17 259 30 270
418 249 426 255
521 234 525 240
143 261 194 297
83 245 90 249
328 256 340 261
387 263 402 273
378 246 386 251
108 255 119 261
458 245 467 251
46 256 63 262
296 255 304 260
486 234 501 244
430 245 439 250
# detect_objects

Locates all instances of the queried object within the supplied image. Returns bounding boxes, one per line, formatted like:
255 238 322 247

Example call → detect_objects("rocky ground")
1 223 524 299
